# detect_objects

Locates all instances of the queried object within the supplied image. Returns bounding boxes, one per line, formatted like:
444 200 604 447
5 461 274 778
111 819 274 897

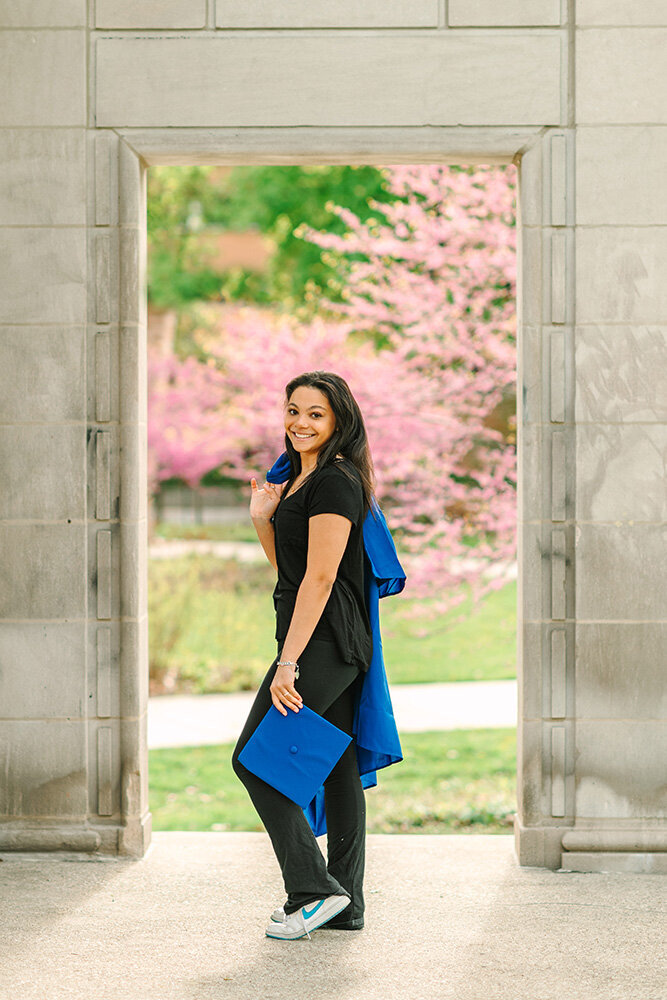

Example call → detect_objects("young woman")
232 370 377 941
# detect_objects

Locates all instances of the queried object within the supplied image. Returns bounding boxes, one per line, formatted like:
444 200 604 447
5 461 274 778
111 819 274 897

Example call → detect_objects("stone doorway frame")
105 125 573 865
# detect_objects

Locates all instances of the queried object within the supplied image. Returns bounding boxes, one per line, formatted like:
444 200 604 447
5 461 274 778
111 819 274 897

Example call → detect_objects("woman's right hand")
249 477 284 521
270 664 303 716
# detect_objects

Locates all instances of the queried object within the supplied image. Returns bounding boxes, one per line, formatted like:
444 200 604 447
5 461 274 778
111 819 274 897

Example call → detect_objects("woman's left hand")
270 664 303 716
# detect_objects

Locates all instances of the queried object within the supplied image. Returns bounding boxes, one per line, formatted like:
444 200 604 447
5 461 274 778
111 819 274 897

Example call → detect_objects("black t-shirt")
270 457 373 672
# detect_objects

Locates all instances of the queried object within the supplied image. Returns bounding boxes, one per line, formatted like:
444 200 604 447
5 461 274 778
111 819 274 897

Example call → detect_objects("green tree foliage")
146 165 397 314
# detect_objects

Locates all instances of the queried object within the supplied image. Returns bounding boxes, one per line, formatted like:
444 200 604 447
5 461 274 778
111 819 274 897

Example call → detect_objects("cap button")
289 745 298 754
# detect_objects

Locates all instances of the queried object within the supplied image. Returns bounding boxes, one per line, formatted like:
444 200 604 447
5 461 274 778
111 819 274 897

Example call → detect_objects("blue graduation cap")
266 450 406 837
238 703 352 810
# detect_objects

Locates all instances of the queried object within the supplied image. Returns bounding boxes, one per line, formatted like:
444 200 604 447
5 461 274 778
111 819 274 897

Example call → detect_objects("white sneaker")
265 894 350 940
270 905 286 923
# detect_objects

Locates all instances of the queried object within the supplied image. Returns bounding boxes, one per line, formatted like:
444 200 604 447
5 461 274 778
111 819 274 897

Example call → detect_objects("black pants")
231 637 366 927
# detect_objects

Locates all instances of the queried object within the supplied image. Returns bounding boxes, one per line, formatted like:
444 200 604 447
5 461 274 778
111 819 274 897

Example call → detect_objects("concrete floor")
1 833 664 1000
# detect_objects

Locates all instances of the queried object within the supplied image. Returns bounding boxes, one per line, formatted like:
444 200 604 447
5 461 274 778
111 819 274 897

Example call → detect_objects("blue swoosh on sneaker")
302 899 326 919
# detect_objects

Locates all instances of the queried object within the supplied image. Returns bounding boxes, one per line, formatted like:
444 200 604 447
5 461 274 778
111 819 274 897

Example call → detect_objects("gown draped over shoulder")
266 450 405 837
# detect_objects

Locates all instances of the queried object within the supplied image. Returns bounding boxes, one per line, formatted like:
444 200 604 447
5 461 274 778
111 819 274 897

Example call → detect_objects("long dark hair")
281 371 379 523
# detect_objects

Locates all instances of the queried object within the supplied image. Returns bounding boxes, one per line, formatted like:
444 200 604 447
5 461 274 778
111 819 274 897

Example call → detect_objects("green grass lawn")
149 727 516 835
379 576 516 684
148 554 280 694
155 521 258 544
148 547 517 694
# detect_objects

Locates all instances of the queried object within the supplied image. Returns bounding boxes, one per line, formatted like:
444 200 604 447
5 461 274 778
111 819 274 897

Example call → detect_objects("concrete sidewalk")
149 537 519 584
1 833 664 1000
148 679 518 748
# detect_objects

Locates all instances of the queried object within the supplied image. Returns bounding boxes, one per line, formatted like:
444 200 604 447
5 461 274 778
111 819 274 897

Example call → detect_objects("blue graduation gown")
266 451 405 836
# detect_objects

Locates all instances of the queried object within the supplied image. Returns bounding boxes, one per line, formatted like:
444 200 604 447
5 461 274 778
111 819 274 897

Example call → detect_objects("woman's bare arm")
269 512 352 715
278 512 351 665
252 515 278 573
249 476 283 573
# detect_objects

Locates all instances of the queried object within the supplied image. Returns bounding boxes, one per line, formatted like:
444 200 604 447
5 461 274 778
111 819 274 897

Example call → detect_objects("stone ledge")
561 851 667 874
0 824 101 853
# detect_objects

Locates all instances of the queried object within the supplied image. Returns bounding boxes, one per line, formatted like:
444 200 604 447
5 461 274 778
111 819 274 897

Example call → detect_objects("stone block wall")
0 1 665 870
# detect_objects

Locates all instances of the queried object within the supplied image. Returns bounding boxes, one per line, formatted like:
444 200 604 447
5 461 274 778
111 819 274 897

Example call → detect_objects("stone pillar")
93 135 151 856
514 4 667 873
0 11 151 854
561 6 667 873
513 127 578 870
0 10 101 850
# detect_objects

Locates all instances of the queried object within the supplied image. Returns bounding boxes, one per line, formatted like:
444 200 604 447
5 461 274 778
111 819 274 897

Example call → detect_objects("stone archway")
1 4 665 873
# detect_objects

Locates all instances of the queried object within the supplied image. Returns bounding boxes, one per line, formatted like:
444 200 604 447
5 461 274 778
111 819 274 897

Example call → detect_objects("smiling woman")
231 370 381 940
285 387 336 457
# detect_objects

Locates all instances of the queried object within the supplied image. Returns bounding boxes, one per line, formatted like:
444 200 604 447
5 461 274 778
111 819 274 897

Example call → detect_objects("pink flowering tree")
190 306 431 485
146 306 421 489
147 353 231 497
294 164 518 618
148 164 518 620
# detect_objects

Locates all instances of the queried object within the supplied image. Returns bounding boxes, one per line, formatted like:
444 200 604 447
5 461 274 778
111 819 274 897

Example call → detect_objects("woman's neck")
299 451 344 476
